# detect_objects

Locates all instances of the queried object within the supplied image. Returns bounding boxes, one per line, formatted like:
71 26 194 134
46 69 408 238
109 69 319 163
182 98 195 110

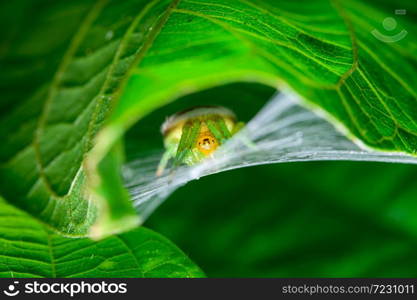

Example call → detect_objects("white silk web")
123 90 417 222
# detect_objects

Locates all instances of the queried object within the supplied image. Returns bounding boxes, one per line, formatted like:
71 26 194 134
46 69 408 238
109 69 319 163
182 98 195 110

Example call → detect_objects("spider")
156 106 244 176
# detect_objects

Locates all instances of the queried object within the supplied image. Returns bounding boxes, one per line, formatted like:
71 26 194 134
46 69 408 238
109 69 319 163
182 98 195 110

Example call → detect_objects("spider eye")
200 138 211 148
197 135 218 155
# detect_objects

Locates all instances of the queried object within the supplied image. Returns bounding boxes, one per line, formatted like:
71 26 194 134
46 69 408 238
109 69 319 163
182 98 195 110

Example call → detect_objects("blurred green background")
125 82 417 277
145 161 417 277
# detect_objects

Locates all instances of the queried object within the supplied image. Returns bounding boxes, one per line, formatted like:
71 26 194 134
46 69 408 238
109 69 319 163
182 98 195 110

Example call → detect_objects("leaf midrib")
33 0 108 198
29 0 181 200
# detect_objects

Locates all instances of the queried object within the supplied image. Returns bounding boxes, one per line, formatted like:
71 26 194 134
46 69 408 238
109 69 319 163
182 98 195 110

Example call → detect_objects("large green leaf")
0 197 203 278
1 0 416 237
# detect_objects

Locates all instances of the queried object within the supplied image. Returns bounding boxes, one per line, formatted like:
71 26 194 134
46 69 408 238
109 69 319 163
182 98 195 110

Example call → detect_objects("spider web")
123 90 417 223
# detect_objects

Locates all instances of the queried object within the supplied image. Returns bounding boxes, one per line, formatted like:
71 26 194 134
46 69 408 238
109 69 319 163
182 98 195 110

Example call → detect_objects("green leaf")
0 0 172 236
0 197 203 278
110 0 417 154
1 0 416 237
146 161 417 277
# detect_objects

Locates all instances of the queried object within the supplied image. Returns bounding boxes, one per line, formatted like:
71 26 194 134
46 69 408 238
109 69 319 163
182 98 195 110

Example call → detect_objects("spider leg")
206 117 231 144
231 122 245 135
156 144 176 176
233 122 257 150
173 118 201 167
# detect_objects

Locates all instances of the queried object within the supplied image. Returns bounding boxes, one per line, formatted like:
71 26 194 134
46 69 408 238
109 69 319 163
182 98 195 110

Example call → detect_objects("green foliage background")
147 161 417 277
1 0 417 277
132 83 417 277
